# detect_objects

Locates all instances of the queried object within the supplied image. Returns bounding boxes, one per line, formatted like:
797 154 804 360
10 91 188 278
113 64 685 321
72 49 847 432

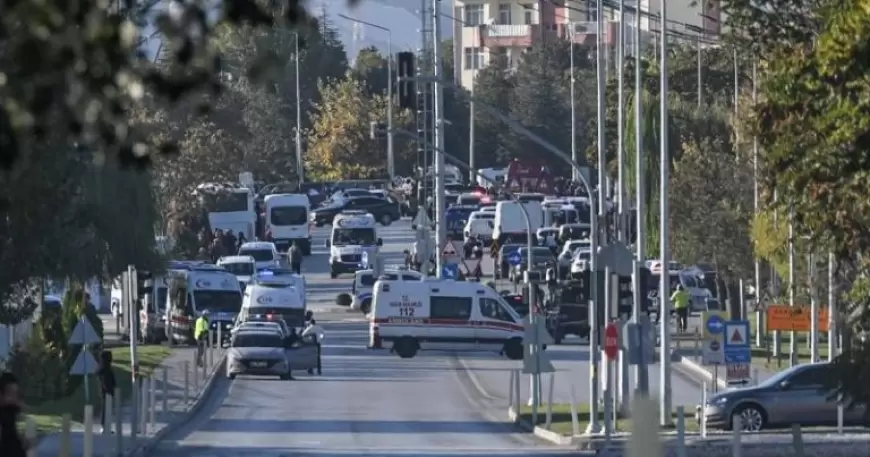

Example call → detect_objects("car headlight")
710 396 728 406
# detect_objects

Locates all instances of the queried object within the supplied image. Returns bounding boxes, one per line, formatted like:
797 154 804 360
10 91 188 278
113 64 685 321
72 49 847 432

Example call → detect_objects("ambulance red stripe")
372 317 523 332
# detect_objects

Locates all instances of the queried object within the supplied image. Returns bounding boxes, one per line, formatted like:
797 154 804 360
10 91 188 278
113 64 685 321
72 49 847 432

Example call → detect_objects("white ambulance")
369 280 525 359
326 210 382 278
350 268 425 314
239 282 306 329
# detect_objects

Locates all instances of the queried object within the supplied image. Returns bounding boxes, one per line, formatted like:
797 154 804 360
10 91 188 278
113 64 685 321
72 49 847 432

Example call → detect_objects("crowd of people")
197 228 248 263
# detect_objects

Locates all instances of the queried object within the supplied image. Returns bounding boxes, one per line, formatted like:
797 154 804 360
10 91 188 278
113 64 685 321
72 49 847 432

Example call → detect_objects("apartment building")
452 0 723 91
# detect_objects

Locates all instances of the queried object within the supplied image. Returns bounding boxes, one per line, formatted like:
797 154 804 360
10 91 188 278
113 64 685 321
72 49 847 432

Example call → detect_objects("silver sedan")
226 330 291 380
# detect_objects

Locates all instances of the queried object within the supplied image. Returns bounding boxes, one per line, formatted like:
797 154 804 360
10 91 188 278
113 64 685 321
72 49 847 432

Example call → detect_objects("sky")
143 0 454 62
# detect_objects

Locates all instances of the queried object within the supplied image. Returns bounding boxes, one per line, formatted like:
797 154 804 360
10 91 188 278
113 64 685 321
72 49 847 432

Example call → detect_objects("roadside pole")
125 266 140 442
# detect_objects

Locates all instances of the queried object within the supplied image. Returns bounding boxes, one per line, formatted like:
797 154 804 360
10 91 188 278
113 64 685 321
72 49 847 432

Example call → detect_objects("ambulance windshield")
332 228 376 246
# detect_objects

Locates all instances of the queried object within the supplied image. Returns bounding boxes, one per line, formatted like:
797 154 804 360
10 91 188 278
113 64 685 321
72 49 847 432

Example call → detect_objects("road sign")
441 263 459 279
361 251 369 268
442 242 458 257
724 320 751 364
507 251 523 266
701 311 728 340
68 318 101 346
766 305 829 332
702 336 724 365
624 319 656 365
604 323 619 360
70 348 99 375
726 362 750 385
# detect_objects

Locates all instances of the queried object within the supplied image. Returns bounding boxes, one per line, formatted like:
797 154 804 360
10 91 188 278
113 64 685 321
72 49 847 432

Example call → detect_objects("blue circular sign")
709 340 720 351
508 252 523 266
706 314 725 334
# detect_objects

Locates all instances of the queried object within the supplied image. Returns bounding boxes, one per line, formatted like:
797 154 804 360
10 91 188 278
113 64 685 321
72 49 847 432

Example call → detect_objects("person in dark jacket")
0 372 28 457
97 350 117 433
288 241 303 275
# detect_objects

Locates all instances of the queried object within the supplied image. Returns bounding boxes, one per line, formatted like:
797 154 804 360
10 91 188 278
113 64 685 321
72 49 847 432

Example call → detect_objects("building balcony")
477 24 556 48
559 21 618 47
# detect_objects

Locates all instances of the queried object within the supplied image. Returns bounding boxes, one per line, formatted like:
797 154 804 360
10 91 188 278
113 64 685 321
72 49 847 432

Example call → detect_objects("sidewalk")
36 346 226 457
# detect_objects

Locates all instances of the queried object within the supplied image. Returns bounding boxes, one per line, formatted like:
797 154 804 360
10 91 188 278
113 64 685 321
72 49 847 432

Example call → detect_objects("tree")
670 136 754 282
353 46 390 96
468 52 514 167
305 73 415 180
745 0 870 406
507 42 573 168
1 0 336 168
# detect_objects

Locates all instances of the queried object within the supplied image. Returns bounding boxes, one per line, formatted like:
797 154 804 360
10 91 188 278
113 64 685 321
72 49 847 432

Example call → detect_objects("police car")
368 280 526 359
217 255 256 290
326 210 383 279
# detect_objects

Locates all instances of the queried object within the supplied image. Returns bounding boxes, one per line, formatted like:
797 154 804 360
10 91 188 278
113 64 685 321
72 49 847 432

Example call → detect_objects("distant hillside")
309 0 454 58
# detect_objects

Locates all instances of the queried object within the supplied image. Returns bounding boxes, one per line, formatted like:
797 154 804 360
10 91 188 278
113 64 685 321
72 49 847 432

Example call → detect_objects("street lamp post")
338 14 395 179
293 32 304 185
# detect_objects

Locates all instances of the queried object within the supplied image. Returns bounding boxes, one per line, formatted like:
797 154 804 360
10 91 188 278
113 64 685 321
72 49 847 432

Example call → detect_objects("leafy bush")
7 331 68 403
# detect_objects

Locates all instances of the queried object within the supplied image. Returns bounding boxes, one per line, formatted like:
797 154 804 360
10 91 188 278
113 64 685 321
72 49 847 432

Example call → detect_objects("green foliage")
5 332 69 403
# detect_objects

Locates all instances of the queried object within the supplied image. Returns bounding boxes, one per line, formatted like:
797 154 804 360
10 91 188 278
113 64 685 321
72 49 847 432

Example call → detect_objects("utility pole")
658 0 673 426
432 0 447 277
752 61 762 347
632 0 649 395
616 0 626 242
417 0 434 275
788 207 797 366
827 253 837 362
468 26 477 183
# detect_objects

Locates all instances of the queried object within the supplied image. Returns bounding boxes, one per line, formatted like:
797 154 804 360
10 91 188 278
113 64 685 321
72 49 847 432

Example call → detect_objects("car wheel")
732 404 766 432
330 270 338 279
380 214 393 226
227 373 236 380
503 338 523 360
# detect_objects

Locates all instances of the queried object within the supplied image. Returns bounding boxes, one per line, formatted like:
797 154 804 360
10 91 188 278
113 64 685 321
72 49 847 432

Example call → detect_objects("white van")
369 280 526 359
351 268 425 313
264 193 312 254
327 210 383 278
493 201 543 246
239 283 306 329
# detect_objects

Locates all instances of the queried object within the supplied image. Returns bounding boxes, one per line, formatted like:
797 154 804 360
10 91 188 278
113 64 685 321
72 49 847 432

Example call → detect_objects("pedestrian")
288 241 303 275
0 372 28 457
302 318 325 375
671 285 691 333
194 310 210 366
97 350 116 433
236 231 247 250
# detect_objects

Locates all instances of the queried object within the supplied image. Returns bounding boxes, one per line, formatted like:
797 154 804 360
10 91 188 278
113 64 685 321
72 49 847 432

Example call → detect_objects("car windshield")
358 274 376 288
238 249 274 262
194 290 243 314
231 333 284 348
501 244 523 255
332 228 376 246
270 206 307 225
222 262 254 276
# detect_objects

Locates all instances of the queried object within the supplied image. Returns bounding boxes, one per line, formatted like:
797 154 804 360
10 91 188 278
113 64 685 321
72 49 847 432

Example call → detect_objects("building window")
464 4 484 26
498 4 512 24
464 47 485 70
521 4 534 24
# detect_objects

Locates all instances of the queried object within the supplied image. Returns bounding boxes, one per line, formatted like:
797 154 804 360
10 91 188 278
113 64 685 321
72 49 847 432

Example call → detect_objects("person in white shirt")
301 319 324 375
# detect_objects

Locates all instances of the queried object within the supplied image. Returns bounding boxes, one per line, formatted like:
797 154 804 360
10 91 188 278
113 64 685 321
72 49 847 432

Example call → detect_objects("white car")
536 227 559 248
558 240 590 268
464 213 495 244
238 241 282 271
569 248 593 278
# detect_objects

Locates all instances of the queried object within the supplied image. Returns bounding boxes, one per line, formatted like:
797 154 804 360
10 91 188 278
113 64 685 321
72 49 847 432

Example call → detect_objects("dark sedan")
311 196 401 226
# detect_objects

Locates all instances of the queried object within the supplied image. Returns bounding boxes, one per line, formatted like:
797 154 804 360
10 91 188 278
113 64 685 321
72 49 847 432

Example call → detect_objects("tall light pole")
293 32 304 184
338 14 395 179
616 0 626 242
658 0 673 426
632 0 648 395
570 28 578 182
432 0 447 278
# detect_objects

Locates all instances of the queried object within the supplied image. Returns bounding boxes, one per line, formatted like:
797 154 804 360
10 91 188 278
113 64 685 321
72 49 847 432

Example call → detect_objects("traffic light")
397 52 415 110
137 270 153 295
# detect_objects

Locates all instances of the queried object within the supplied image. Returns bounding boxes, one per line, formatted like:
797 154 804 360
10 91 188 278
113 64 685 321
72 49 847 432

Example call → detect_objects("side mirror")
779 380 791 390
377 238 383 246
325 240 331 248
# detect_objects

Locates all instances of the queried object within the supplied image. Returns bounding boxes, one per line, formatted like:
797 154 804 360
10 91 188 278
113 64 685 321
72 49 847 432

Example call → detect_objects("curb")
507 406 574 446
127 353 227 457
677 355 728 390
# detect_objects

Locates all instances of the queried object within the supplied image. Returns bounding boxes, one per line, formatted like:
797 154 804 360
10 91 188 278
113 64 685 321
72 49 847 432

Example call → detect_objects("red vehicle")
505 159 554 193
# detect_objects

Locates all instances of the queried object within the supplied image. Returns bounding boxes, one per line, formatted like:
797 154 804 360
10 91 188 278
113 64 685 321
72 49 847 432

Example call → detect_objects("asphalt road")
153 219 588 457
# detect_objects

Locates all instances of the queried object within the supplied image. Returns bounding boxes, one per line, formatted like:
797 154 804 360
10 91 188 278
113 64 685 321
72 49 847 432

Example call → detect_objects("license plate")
251 361 267 368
